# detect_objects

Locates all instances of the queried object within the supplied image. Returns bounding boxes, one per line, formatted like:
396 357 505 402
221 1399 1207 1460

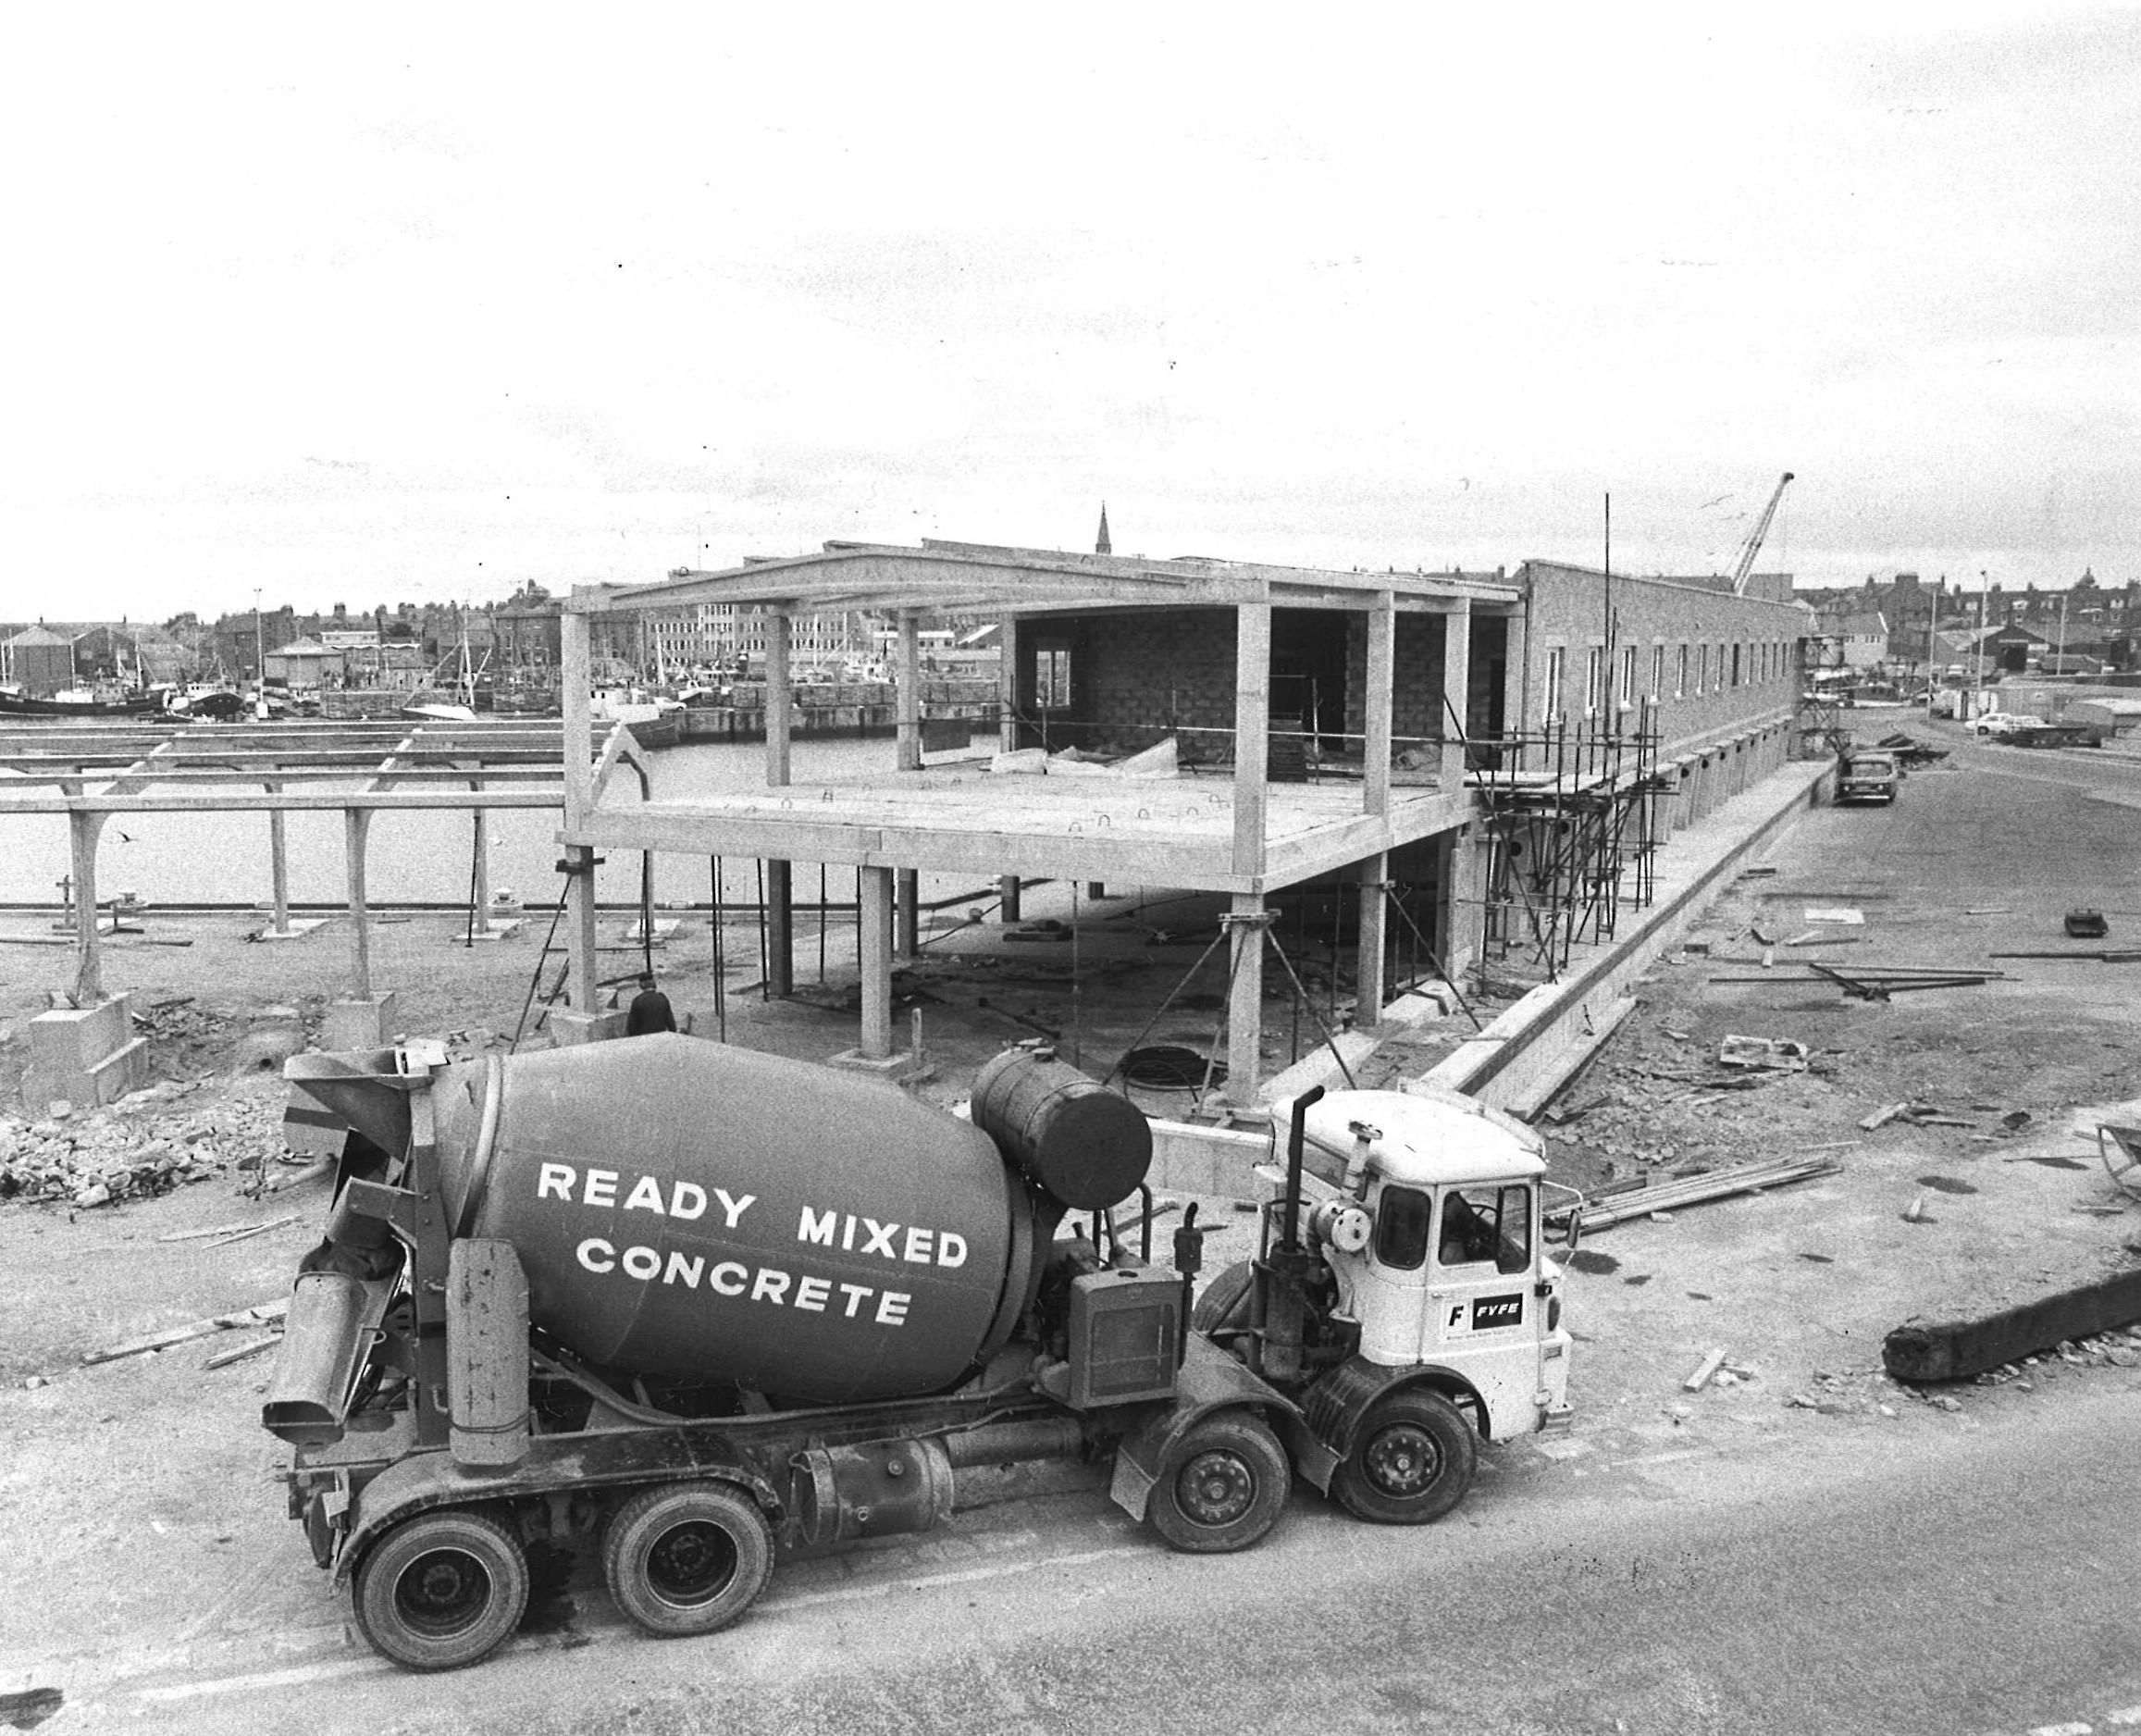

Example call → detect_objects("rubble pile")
0 1080 291 1209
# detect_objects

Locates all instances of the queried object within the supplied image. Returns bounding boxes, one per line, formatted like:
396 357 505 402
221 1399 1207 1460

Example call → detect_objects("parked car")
1974 712 2048 739
1836 750 1900 804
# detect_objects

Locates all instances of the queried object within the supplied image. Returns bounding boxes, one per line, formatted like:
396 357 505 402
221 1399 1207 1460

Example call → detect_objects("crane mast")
1730 471 1795 596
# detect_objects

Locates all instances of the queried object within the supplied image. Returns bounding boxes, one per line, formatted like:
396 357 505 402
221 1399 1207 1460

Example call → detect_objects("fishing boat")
0 685 170 718
590 686 687 749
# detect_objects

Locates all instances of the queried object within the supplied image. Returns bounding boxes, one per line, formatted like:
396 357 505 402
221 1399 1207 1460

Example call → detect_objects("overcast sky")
3 4 2133 624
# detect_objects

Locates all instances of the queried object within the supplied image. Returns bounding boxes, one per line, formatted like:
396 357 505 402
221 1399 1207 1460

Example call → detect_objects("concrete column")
565 844 599 1016
266 787 291 936
68 810 106 1007
1440 825 1488 979
764 614 794 997
997 615 1020 752
469 802 493 936
859 866 895 1060
343 808 373 1001
1231 602 1271 878
997 616 1021 905
896 611 922 772
1441 599 1472 789
765 862 794 997
1502 604 1529 773
561 607 597 1017
1355 855 1388 1030
765 613 793 787
895 867 920 961
562 607 593 815
1223 899 1267 1105
1365 594 1395 818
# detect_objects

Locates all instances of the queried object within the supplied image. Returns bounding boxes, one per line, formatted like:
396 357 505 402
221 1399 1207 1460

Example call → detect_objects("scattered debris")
204 1333 281 1371
1682 1347 1728 1392
83 1298 291 1366
1717 1035 1809 1073
1802 908 1865 925
1557 1155 1844 1234
2065 909 2110 939
1902 1196 1927 1223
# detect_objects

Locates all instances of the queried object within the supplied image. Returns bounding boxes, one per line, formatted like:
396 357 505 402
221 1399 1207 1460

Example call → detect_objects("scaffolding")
1469 702 1668 980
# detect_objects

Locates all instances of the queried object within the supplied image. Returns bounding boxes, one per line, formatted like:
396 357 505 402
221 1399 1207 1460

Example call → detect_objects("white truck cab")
1281 1087 1574 1442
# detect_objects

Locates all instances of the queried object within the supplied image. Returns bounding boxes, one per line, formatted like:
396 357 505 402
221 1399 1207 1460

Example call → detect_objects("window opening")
1437 1184 1533 1274
1374 1184 1431 1271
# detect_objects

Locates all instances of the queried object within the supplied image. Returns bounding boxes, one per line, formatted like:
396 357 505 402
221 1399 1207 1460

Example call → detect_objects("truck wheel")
353 1507 530 1671
1147 1411 1290 1555
1332 1389 1477 1525
1189 1259 1256 1334
601 1482 773 1638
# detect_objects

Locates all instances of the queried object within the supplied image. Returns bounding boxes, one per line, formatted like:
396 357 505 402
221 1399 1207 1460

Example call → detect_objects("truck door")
1426 1184 1536 1372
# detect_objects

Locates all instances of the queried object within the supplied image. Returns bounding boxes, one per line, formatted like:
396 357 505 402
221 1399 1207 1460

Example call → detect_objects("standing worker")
625 971 676 1035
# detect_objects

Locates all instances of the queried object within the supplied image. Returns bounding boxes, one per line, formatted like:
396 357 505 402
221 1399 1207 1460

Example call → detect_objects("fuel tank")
291 1037 1150 1405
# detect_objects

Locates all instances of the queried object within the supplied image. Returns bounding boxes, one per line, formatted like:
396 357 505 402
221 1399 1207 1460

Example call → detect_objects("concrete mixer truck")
265 1035 1572 1669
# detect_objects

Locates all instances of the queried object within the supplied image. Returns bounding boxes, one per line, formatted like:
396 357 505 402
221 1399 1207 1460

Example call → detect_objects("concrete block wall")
1043 609 1239 754
1341 614 1444 745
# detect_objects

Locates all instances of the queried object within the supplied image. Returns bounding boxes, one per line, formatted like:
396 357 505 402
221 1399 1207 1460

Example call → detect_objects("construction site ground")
3 713 2139 1713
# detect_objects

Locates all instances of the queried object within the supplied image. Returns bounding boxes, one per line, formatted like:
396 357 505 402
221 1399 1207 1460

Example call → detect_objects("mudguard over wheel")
601 1482 775 1638
1331 1388 1477 1525
353 1507 530 1671
1146 1409 1291 1555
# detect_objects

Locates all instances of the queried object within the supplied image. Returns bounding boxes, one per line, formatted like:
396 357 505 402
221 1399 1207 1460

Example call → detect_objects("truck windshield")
1373 1185 1431 1271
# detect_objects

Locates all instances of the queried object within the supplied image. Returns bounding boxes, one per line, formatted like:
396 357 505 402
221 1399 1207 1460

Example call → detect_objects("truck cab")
1293 1088 1572 1445
1198 1085 1573 1525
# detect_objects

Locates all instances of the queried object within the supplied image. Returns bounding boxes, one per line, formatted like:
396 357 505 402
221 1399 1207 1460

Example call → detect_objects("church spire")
1095 502 1112 556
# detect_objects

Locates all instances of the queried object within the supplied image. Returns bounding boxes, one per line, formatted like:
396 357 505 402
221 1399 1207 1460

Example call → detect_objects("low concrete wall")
1424 758 1833 1113
21 996 150 1112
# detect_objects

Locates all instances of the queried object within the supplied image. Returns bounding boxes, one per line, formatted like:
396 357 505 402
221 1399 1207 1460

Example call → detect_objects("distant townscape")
0 578 996 716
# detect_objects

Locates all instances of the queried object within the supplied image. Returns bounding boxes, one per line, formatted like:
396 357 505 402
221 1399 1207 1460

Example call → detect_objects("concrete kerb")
1423 757 1834 1112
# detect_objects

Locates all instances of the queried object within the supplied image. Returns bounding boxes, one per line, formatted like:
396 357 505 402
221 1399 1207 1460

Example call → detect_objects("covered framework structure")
562 540 1523 1098
0 718 626 1016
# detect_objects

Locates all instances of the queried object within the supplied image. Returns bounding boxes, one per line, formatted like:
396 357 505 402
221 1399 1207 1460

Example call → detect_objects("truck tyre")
1147 1410 1290 1555
1332 1388 1477 1525
1189 1259 1256 1335
601 1482 774 1639
352 1507 530 1671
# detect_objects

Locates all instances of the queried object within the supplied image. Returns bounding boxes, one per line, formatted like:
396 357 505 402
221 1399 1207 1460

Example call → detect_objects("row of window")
1540 635 1795 720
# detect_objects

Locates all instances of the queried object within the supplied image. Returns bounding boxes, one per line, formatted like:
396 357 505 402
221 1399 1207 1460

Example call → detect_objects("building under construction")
547 540 1809 1102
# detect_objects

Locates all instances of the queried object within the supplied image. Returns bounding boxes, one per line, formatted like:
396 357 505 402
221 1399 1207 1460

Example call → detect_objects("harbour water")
0 738 996 912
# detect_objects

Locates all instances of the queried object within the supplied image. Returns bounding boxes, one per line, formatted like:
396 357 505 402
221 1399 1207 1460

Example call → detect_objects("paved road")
62 1375 2141 1736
